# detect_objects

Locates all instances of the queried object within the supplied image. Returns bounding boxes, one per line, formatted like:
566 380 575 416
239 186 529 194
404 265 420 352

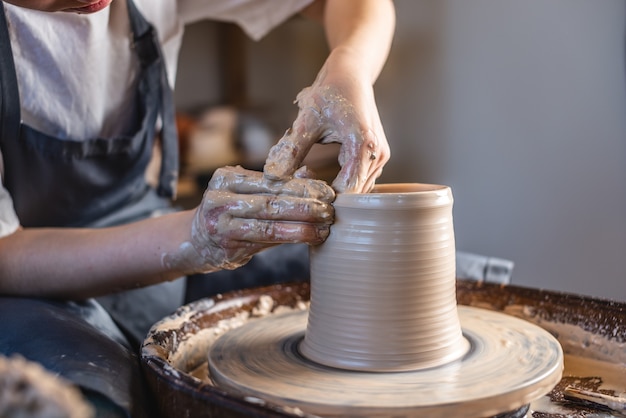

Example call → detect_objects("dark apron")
0 1 182 415
0 1 179 227
0 0 185 343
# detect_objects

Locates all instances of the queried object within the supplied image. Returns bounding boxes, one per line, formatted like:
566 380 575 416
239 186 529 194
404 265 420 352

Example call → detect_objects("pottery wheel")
209 305 563 418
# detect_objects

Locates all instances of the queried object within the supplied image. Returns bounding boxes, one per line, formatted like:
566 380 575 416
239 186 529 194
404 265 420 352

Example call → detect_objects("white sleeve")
0 181 19 238
0 150 19 237
177 0 315 41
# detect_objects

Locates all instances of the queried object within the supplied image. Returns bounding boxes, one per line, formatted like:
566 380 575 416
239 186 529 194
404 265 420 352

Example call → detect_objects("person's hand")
263 67 390 193
163 166 335 275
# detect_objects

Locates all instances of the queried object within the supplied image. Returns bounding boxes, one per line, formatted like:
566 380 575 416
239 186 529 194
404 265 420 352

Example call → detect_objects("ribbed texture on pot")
301 183 469 372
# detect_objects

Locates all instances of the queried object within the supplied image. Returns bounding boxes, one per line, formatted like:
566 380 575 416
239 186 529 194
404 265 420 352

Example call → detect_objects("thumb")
263 114 321 181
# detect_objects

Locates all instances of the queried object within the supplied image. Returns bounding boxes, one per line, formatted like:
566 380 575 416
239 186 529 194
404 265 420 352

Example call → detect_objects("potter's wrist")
159 210 217 276
324 46 378 85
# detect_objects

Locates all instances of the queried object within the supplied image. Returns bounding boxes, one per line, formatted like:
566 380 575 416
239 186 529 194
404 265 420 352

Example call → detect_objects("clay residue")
167 312 250 372
250 295 274 317
146 295 309 380
161 165 335 275
206 306 563 418
530 355 625 417
143 281 626 418
503 304 626 364
456 280 626 344
142 298 218 360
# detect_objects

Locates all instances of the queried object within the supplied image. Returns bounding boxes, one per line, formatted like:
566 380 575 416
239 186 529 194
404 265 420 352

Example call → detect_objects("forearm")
0 210 194 299
265 1 395 193
323 0 395 83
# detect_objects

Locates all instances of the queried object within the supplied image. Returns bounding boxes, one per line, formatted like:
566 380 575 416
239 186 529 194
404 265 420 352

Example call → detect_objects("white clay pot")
301 183 469 372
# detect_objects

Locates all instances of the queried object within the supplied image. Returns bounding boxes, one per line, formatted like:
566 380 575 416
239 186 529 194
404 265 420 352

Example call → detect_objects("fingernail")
316 204 333 220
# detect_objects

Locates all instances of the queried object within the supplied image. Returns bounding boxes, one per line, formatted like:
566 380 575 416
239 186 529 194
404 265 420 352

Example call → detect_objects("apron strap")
156 62 180 198
0 5 21 155
127 0 179 198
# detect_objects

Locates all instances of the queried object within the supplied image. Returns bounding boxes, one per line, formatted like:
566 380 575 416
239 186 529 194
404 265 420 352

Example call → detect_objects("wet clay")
141 281 625 418
263 83 382 194
263 84 357 186
161 165 335 275
530 354 626 417
303 184 468 371
209 306 563 417
205 184 563 417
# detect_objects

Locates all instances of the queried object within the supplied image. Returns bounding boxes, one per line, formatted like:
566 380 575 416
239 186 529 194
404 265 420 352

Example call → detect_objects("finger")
238 195 334 224
361 166 384 193
264 133 301 181
223 218 331 245
332 129 388 193
212 242 269 271
363 149 387 191
209 166 335 203
212 241 271 264
264 103 325 181
333 157 384 194
207 166 260 190
293 165 316 179
202 191 334 224
332 144 369 193
263 131 313 181
267 176 335 203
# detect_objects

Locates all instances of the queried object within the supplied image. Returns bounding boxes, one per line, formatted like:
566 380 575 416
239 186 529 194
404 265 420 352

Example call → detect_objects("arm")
0 212 193 299
264 0 395 193
0 167 334 300
316 0 395 83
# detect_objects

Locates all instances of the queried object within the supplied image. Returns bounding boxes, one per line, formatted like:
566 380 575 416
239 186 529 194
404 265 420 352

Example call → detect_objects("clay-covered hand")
163 166 335 275
263 69 390 193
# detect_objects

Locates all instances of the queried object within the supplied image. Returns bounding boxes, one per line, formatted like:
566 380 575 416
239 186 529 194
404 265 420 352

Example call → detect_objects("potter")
0 1 395 414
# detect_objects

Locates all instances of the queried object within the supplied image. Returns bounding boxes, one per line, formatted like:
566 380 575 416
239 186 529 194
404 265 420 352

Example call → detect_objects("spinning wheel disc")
209 306 563 418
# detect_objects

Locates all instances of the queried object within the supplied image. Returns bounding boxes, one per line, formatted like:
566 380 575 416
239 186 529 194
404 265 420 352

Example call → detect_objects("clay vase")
301 183 469 372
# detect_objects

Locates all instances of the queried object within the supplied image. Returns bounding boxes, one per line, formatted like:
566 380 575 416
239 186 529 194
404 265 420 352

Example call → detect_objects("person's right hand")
162 165 335 275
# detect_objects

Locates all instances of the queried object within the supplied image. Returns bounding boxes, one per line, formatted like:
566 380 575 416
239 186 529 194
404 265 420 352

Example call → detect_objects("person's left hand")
162 166 335 275
263 66 390 194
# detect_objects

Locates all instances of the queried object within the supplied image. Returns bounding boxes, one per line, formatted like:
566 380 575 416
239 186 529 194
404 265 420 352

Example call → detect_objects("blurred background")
173 0 626 301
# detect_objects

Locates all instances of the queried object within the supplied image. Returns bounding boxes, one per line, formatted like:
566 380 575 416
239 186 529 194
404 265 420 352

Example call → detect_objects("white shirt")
0 0 313 237
4 0 312 140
